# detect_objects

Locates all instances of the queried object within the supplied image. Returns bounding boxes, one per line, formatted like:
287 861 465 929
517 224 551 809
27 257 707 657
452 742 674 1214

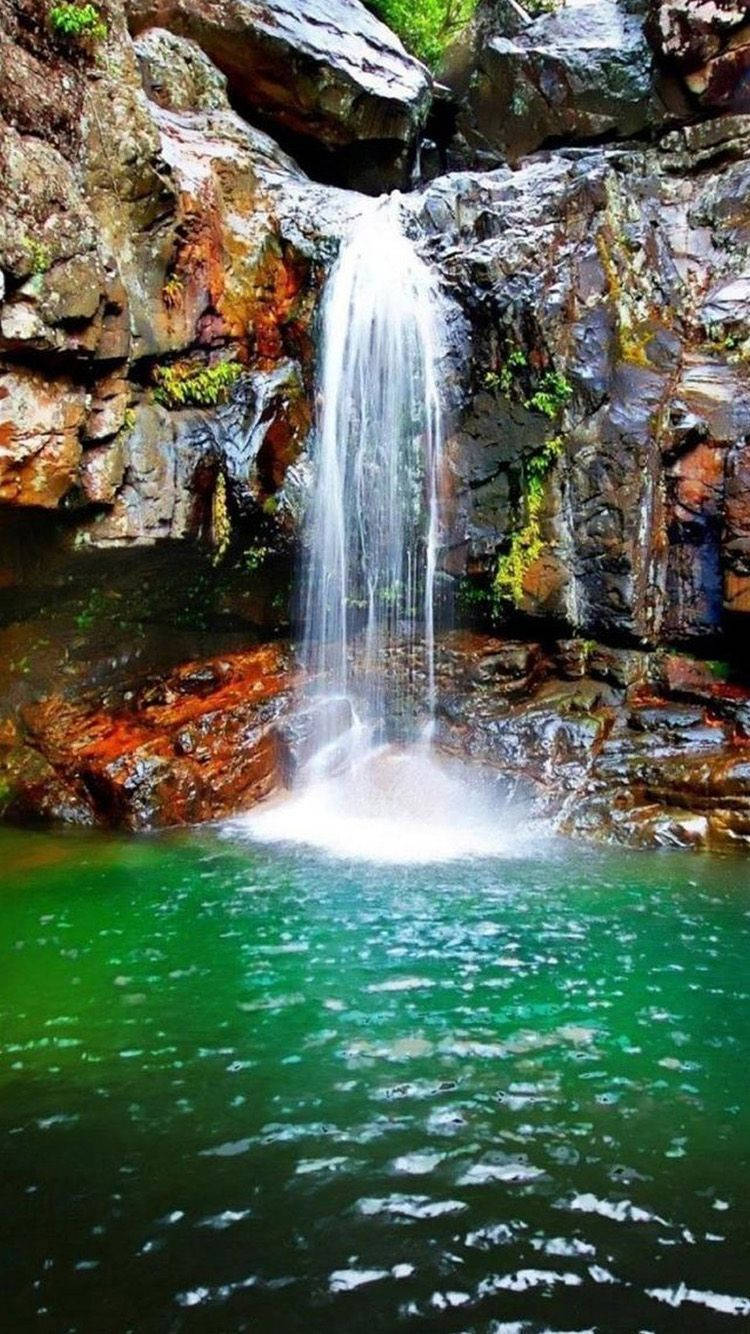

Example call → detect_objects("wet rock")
452 0 671 166
0 367 86 508
134 27 229 111
421 116 750 646
11 645 294 829
125 0 432 188
434 632 750 850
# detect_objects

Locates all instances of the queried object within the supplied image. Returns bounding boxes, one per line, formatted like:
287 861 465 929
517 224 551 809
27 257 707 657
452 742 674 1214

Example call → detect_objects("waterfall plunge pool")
2 824 749 1331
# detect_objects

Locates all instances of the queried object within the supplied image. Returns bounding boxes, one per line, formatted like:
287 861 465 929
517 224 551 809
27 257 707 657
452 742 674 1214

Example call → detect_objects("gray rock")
134 27 229 111
451 0 671 165
126 0 432 187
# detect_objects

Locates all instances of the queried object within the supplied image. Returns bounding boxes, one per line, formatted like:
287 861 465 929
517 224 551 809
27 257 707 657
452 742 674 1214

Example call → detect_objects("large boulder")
448 0 674 165
125 0 432 188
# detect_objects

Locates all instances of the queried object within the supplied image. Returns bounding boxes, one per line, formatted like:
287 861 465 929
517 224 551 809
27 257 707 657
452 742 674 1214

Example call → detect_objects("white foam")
646 1283 750 1316
230 743 543 865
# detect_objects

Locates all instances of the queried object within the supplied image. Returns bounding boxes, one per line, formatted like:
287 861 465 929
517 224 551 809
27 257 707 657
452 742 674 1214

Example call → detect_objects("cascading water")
301 193 446 760
238 196 536 862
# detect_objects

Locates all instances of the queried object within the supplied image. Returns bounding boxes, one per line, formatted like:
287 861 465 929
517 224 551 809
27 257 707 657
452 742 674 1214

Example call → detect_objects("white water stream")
240 196 529 862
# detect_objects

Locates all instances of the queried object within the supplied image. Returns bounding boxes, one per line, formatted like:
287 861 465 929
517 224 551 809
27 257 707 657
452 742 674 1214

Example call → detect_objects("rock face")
647 0 750 112
436 631 750 851
125 0 432 186
446 0 676 166
420 112 750 647
6 646 294 829
0 0 358 545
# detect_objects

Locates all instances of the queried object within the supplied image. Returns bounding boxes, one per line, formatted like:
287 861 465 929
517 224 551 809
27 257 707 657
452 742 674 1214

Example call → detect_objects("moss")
494 435 563 607
49 2 107 41
121 408 136 435
703 323 750 365
22 238 52 276
153 360 242 409
211 474 231 564
594 187 662 368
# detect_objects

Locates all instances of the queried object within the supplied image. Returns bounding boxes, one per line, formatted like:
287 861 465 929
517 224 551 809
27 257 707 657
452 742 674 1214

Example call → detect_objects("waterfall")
300 194 447 759
237 196 529 862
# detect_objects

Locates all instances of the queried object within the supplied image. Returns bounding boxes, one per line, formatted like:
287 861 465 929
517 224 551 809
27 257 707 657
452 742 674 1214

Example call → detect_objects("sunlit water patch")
0 826 749 1331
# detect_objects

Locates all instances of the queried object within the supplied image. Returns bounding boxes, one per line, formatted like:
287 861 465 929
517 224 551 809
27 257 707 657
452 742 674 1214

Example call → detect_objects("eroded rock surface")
436 632 750 851
5 645 294 829
647 0 750 112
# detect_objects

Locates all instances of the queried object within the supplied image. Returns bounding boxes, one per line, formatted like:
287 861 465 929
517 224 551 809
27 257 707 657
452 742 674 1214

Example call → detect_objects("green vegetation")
369 0 477 66
243 544 272 574
162 274 184 310
48 2 107 41
525 369 573 419
211 474 231 564
121 408 136 434
153 360 242 409
485 346 527 396
22 238 51 276
485 345 573 420
494 435 563 606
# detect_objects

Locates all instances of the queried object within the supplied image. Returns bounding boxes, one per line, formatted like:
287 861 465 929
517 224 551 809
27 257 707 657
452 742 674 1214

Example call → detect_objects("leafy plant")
369 0 477 66
525 370 573 419
494 435 563 606
153 360 242 409
49 2 107 41
162 274 184 310
242 545 272 574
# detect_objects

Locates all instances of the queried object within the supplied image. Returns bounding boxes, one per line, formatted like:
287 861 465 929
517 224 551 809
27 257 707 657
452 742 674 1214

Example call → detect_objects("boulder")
134 27 229 111
450 0 672 165
125 0 432 187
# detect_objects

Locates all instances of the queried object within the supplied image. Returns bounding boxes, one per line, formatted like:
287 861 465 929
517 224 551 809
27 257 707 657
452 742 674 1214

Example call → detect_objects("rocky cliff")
2 0 750 848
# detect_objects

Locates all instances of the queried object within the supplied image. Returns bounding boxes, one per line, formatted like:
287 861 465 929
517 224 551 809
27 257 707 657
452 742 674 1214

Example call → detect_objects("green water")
1 827 749 1333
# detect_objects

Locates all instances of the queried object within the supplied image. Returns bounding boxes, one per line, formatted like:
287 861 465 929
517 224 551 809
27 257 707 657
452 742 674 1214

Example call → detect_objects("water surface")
1 827 749 1331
